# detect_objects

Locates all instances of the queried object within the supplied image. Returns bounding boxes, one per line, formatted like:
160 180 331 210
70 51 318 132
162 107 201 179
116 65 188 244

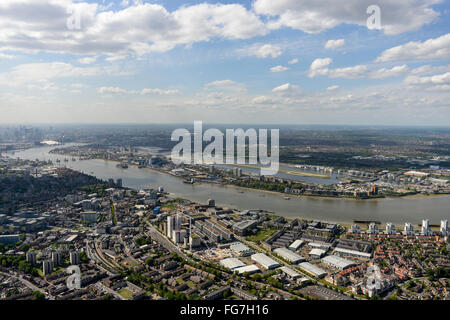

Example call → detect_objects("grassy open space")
117 288 134 299
246 228 277 242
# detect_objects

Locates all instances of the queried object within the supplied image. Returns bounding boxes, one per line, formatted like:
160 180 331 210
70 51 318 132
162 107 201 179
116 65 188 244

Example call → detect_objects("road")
145 220 301 300
145 221 189 261
94 282 125 300
0 271 55 300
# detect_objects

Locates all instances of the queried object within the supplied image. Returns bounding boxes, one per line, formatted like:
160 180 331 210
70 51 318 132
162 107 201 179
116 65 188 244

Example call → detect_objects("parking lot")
300 285 353 300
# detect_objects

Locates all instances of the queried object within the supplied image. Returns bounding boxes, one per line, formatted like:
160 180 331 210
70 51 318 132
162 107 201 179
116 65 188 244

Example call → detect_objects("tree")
32 291 45 300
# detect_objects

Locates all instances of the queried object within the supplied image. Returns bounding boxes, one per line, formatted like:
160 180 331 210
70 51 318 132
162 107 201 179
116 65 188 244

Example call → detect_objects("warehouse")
234 265 260 275
289 239 304 251
274 247 305 264
321 255 356 270
333 247 372 259
280 266 301 279
229 242 254 257
309 248 326 259
308 242 332 250
251 253 280 270
219 257 246 270
298 262 327 278
233 220 258 236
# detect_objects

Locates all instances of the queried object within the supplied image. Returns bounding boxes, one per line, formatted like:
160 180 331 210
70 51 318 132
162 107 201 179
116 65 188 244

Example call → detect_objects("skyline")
0 0 450 125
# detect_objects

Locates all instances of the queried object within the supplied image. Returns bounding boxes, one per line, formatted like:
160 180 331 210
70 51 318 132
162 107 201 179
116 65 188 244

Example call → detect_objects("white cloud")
370 65 409 79
270 65 289 72
0 1 267 57
308 58 332 77
0 53 15 59
238 44 282 58
328 65 368 79
409 64 450 76
0 62 103 86
272 83 301 94
252 96 277 104
309 58 407 79
376 33 450 62
404 72 450 85
141 88 179 95
325 39 345 50
78 56 98 64
98 86 179 95
253 0 441 35
327 85 339 91
205 80 247 92
288 58 299 65
98 87 133 95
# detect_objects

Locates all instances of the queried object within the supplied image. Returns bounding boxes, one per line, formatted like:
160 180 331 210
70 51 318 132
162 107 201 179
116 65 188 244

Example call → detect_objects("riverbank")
10 144 450 225
224 183 449 202
54 152 450 203
231 163 331 179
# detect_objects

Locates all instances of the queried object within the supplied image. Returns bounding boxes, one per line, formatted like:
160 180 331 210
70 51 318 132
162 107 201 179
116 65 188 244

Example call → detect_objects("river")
7 144 450 226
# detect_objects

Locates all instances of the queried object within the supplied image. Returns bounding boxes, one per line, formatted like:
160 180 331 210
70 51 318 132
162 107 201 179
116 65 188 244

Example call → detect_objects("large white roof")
219 257 246 270
299 262 327 277
321 255 356 269
274 247 305 263
251 253 280 269
333 247 372 258
234 265 260 274
289 239 304 250
280 266 301 278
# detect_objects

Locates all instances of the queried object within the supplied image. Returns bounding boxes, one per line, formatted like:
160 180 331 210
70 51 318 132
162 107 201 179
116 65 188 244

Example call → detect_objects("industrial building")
219 257 246 270
233 265 260 275
81 211 98 224
232 220 258 236
321 255 356 270
308 242 332 251
280 266 301 279
288 239 304 251
298 262 327 278
229 242 254 257
273 247 305 264
333 247 372 259
309 248 326 259
250 253 280 270
0 234 20 244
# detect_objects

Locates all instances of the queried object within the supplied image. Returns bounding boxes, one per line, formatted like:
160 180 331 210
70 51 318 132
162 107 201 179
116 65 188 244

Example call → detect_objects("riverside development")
0 147 449 301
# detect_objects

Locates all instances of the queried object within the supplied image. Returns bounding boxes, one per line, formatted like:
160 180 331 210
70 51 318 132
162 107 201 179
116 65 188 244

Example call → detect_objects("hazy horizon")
0 0 449 125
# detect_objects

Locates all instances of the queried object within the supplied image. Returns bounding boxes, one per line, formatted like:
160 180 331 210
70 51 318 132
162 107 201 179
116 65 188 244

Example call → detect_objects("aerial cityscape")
0 0 449 309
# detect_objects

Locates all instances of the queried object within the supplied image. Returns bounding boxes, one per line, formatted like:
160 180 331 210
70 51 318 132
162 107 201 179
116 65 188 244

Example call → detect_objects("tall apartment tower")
441 220 448 236
385 223 396 235
43 260 53 276
26 251 37 266
404 223 415 236
368 223 379 234
52 251 62 267
167 216 174 239
70 251 80 265
422 219 432 236
175 214 182 230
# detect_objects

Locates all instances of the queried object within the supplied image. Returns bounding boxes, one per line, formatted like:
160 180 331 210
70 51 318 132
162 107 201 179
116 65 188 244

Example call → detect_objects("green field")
117 288 134 299
246 228 277 242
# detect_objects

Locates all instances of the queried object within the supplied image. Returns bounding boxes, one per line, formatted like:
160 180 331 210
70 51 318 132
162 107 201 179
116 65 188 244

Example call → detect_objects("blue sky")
0 0 449 125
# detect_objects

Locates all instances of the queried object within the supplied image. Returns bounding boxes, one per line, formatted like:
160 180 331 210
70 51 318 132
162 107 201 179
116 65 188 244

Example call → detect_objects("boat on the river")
116 162 128 168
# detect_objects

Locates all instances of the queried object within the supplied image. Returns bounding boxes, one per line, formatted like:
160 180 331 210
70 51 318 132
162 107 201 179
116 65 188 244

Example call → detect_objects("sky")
0 0 449 125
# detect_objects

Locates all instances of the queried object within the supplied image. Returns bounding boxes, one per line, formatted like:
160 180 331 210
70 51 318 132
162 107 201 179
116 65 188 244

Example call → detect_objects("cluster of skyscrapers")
26 250 81 276
167 215 187 244
353 220 448 236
